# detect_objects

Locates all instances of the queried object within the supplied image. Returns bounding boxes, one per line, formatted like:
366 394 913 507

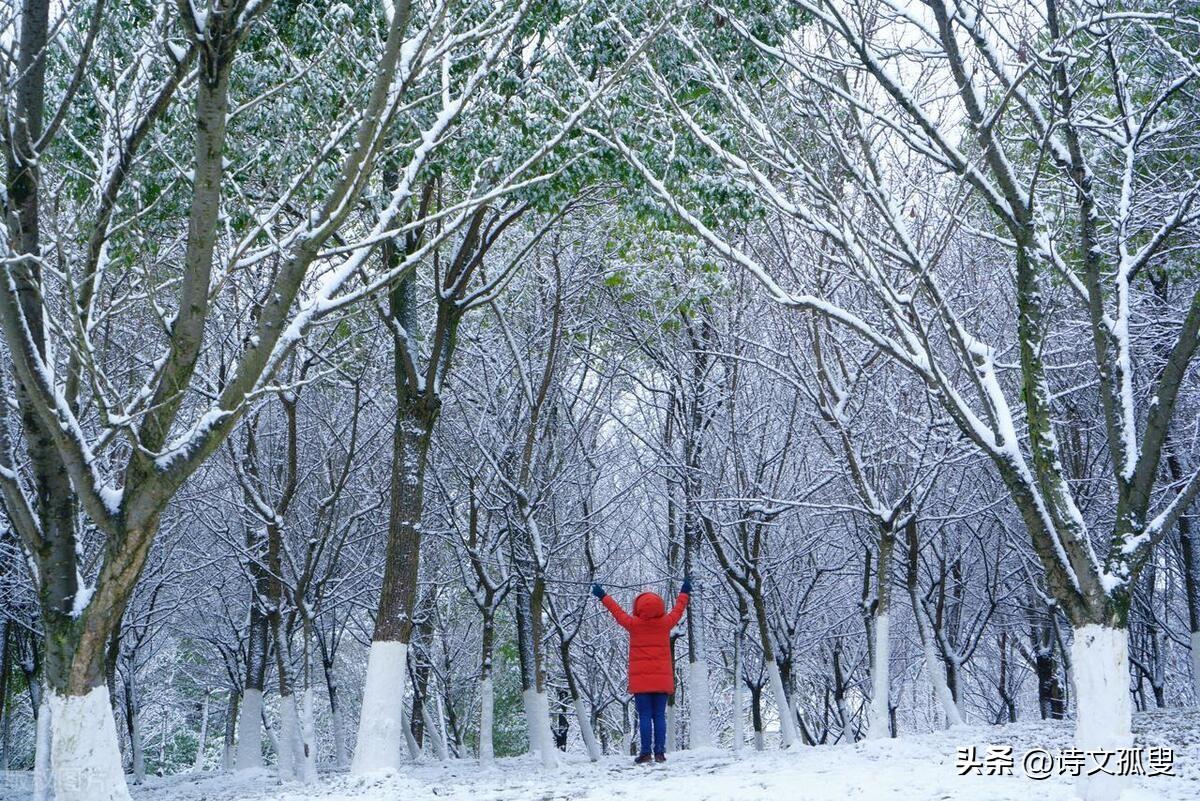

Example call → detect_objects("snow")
70 582 95 618
155 409 234 472
98 484 124 516
11 708 1194 801
351 641 409 774
47 686 132 801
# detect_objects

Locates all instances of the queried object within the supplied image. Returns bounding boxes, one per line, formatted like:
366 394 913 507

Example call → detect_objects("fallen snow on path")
4 710 1196 801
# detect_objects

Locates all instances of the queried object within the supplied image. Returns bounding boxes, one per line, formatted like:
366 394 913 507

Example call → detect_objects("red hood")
633 592 665 619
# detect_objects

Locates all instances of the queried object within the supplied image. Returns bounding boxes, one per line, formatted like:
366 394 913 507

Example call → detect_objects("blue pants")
634 692 668 756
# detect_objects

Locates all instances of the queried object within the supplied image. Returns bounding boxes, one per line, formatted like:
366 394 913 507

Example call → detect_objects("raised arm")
594 583 635 630
665 577 692 627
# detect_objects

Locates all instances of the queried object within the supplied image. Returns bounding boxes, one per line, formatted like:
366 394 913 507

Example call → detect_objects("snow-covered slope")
3 710 1196 801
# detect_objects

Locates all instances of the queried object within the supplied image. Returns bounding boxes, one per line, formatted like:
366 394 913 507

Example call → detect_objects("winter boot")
655 753 666 763
635 754 653 765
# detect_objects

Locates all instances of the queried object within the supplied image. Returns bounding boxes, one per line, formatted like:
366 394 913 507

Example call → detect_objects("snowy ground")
4 710 1197 801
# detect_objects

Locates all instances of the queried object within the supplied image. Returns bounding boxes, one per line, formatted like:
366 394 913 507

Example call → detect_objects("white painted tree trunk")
331 700 347 769
130 709 145 783
1071 625 1132 801
1190 631 1200 704
866 613 891 740
48 687 132 801
277 696 297 781
478 677 494 764
193 692 210 771
732 679 745 753
236 688 264 770
33 695 51 801
765 660 798 748
401 704 421 761
793 703 808 746
262 710 280 762
521 688 558 768
351 641 408 774
421 703 448 761
753 729 764 751
687 659 714 749
278 692 314 782
919 634 963 727
572 696 602 762
299 688 318 781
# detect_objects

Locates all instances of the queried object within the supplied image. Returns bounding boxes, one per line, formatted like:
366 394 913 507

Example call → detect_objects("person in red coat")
592 578 691 763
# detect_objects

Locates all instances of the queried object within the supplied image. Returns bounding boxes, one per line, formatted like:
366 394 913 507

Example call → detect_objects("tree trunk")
123 669 145 783
866 527 894 739
559 636 601 761
905 519 963 727
997 633 1016 723
515 584 557 768
0 621 9 770
193 690 210 771
1166 449 1200 703
352 394 435 773
237 550 271 771
222 690 239 771
321 651 347 769
750 591 797 748
1071 625 1133 801
478 610 495 763
421 702 449 761
552 689 569 751
682 556 713 747
731 625 745 753
33 696 51 801
748 683 764 751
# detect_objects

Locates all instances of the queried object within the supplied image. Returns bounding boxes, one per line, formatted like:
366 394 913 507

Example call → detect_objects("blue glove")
680 577 692 595
591 583 606 599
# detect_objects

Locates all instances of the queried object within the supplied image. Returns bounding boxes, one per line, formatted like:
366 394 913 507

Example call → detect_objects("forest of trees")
1 2 1198 801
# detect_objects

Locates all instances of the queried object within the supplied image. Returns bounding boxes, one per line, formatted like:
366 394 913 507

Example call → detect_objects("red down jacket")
601 591 689 694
